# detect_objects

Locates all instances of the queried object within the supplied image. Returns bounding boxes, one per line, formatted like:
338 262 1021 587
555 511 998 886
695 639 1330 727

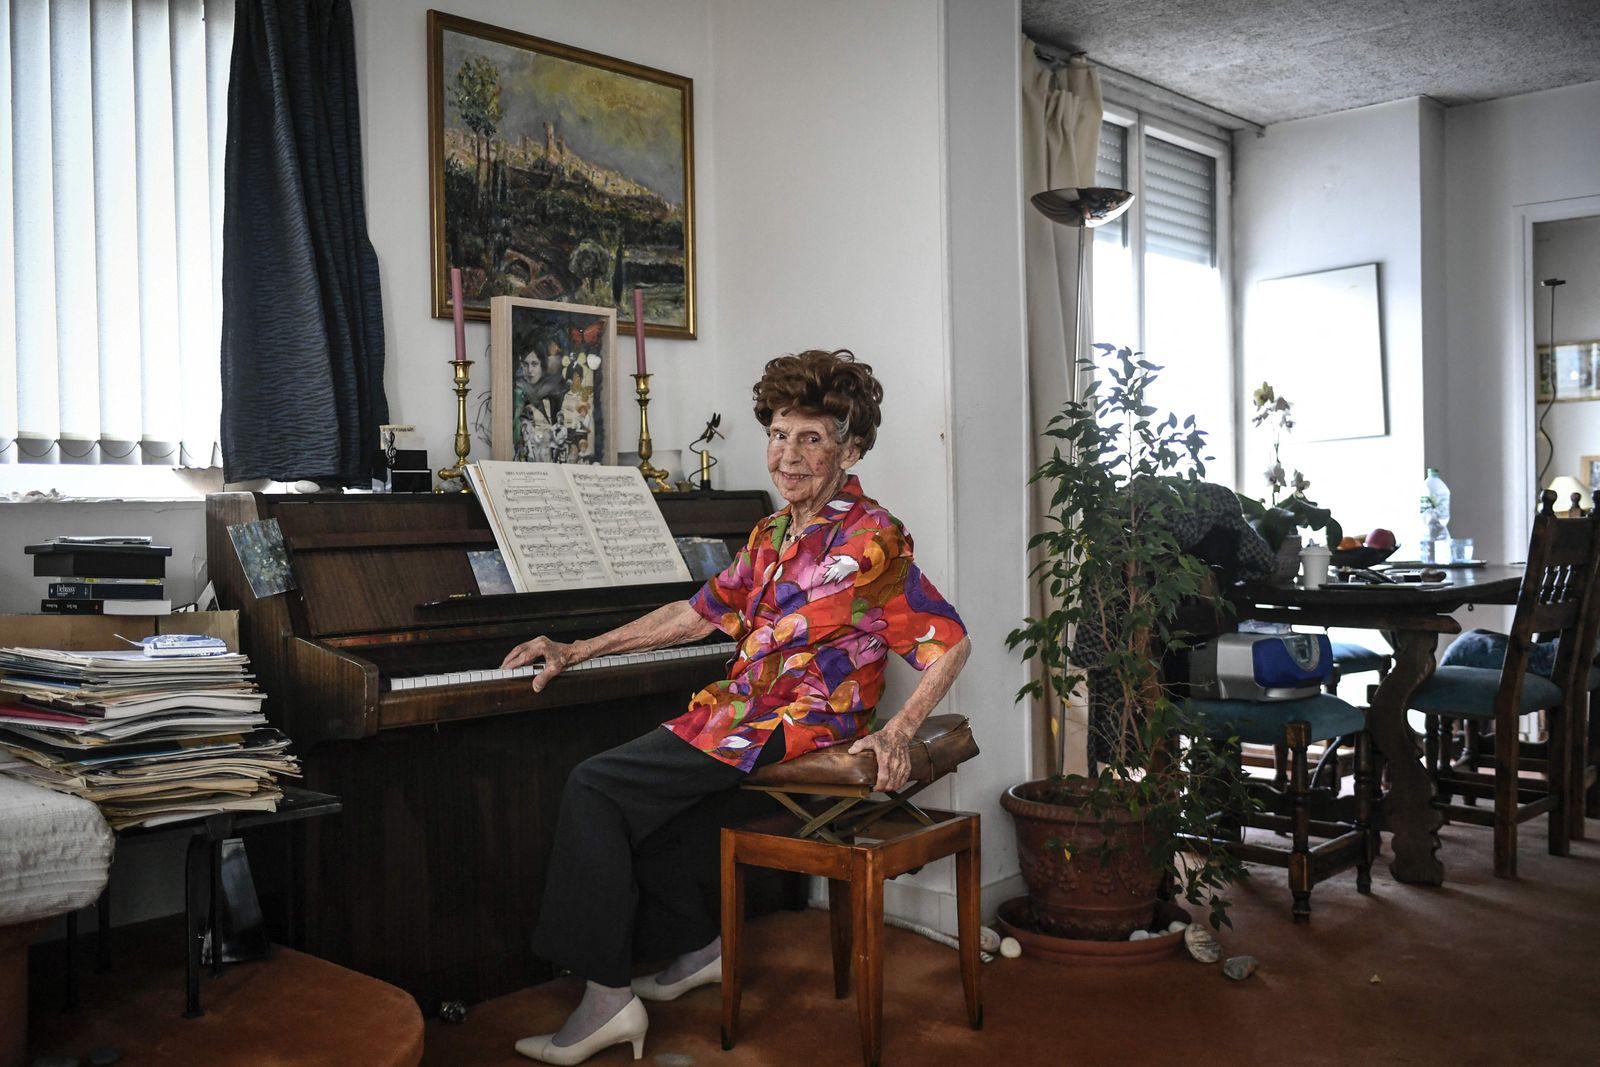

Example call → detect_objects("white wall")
940 1 1032 919
1234 98 1441 548
1444 81 1600 560
704 1 950 548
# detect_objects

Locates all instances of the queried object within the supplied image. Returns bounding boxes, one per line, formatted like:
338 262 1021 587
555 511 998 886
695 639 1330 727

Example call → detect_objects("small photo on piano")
467 549 517 595
675 537 733 581
489 296 618 466
228 519 296 599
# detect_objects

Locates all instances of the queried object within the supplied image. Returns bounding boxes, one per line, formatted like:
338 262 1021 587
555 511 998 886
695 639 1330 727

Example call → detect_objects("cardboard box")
0 610 240 653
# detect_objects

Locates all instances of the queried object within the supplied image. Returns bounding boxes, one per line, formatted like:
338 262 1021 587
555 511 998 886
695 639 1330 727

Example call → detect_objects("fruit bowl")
1329 544 1399 568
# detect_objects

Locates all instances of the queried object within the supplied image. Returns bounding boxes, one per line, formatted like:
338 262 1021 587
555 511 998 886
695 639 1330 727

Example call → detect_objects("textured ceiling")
1021 0 1600 127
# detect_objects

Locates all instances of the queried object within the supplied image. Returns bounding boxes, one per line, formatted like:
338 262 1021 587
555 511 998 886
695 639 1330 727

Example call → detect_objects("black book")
40 598 105 614
47 581 167 600
27 543 171 579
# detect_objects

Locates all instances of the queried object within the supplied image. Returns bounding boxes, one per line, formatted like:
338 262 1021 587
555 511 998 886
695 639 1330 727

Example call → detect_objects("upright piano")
205 488 773 1009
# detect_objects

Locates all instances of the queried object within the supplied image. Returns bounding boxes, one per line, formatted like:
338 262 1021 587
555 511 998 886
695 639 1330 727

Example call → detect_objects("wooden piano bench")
719 714 982 1067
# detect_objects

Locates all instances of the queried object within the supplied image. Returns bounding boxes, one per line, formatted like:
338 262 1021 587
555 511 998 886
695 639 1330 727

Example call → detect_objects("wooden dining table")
1234 565 1524 885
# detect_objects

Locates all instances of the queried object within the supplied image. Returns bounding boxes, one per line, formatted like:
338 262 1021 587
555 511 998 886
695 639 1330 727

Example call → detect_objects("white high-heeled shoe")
514 995 648 1064
629 955 721 1002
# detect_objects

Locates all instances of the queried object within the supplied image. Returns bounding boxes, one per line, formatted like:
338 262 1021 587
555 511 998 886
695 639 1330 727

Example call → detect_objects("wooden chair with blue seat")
1429 630 1600 840
719 713 982 1067
1409 492 1600 877
1183 687 1378 921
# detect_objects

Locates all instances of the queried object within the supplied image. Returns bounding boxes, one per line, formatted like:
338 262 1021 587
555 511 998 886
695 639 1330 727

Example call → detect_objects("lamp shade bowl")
1030 187 1135 228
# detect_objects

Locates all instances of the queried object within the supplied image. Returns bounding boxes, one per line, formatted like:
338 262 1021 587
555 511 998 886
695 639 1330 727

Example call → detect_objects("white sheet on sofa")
0 772 113 925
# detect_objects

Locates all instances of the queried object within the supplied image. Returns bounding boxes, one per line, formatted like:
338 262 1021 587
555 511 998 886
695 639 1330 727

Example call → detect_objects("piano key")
387 642 736 692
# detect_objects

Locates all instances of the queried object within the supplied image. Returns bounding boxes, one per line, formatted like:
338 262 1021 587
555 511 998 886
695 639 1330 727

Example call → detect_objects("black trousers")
532 725 783 987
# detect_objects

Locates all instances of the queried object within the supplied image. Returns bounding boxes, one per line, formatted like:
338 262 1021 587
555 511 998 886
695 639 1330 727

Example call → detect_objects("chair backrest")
1503 491 1600 706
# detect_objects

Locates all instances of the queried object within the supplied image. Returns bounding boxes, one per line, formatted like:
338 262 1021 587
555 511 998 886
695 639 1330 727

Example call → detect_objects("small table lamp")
1546 474 1591 516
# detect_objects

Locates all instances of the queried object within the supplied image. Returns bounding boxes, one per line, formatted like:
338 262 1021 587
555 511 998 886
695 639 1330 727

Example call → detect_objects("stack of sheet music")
0 646 297 829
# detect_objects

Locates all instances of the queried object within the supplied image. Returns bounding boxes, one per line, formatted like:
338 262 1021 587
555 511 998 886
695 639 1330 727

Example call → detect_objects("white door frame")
1511 194 1600 553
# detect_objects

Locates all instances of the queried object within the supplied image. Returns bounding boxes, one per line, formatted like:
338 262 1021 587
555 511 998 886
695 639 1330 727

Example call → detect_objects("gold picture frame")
428 10 697 338
489 296 619 465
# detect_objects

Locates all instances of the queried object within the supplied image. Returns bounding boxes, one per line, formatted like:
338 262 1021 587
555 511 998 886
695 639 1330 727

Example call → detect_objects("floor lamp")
1030 186 1135 375
1536 276 1565 491
1027 186 1133 776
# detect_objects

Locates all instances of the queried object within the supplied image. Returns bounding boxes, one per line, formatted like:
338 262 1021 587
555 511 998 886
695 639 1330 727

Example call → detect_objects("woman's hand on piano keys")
501 636 573 693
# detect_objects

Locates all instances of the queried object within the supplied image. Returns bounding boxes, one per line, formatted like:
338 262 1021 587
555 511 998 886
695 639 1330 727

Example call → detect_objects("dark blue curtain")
221 0 387 484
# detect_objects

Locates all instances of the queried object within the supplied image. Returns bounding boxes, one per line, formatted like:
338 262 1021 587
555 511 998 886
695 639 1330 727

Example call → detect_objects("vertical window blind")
1093 121 1127 248
2 0 231 467
1143 136 1215 267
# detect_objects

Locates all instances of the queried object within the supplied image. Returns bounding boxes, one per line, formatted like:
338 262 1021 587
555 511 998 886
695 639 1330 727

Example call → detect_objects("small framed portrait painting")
489 296 618 465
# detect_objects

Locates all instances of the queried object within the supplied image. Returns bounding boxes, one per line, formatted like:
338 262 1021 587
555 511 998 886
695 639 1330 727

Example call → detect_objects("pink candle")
633 286 647 376
451 267 466 361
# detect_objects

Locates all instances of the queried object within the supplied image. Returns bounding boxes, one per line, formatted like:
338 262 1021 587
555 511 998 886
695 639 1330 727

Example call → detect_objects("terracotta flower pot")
1000 780 1166 940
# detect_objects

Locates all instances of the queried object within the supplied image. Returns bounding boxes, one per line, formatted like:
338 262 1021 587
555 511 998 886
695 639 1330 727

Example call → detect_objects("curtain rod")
1033 45 1267 136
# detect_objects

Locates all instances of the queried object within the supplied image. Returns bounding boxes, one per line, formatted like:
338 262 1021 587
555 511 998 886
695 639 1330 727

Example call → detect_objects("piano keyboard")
388 642 737 692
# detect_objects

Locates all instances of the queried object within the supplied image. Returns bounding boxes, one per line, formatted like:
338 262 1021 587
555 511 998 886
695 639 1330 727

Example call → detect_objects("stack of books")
25 536 174 616
0 643 298 829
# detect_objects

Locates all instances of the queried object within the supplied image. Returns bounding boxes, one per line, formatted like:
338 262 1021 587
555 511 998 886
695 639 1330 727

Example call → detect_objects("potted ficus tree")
1002 346 1251 945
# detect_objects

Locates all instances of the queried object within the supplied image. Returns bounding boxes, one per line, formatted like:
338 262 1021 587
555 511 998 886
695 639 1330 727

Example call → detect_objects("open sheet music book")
466 461 694 593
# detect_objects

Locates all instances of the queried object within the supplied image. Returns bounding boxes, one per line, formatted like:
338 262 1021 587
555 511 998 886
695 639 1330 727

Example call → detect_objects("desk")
88 786 341 1017
1237 566 1522 885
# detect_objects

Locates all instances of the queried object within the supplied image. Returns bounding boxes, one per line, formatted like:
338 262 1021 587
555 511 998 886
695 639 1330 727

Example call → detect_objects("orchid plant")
1241 382 1342 551
1251 382 1301 504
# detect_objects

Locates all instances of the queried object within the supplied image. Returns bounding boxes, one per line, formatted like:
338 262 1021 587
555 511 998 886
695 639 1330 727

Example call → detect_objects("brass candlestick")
434 358 474 493
632 374 671 491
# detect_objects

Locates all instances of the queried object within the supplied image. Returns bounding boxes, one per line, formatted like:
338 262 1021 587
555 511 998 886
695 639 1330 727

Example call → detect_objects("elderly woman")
504 349 971 1065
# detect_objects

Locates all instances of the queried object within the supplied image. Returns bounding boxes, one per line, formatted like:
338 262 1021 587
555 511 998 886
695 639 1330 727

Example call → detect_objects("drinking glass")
1450 538 1475 564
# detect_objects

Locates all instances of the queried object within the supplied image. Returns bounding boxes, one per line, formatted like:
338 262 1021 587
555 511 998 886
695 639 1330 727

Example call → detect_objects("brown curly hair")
752 349 883 456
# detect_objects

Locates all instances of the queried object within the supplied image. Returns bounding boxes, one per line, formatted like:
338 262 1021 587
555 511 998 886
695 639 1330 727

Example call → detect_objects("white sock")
552 981 634 1047
655 936 720 985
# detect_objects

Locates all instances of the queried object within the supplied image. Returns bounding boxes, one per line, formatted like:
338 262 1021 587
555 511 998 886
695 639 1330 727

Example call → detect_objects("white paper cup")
1298 547 1331 589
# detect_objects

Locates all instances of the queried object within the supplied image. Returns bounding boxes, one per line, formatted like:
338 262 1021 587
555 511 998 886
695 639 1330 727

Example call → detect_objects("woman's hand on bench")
847 724 916 793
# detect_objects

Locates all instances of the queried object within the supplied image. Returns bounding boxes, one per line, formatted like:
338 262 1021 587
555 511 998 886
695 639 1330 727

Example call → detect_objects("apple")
1365 528 1397 550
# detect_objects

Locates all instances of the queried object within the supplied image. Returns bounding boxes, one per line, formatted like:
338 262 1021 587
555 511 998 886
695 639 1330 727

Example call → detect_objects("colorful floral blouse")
670 476 967 772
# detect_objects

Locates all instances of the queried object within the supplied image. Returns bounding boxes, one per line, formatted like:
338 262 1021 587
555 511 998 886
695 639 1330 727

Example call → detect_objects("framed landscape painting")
428 11 696 338
488 296 618 465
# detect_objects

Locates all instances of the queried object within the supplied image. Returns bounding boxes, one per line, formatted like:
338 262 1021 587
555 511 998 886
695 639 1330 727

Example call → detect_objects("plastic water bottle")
1420 468 1451 547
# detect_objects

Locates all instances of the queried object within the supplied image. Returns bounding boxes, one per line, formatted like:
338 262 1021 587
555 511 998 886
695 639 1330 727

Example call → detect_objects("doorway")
1531 214 1600 510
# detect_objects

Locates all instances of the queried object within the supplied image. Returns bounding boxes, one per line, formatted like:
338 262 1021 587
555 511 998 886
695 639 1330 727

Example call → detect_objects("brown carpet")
424 824 1600 1067
27 921 423 1067
23 824 1598 1066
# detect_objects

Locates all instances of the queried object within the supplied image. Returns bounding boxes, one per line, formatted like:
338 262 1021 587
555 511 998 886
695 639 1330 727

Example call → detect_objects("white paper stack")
0 645 297 829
